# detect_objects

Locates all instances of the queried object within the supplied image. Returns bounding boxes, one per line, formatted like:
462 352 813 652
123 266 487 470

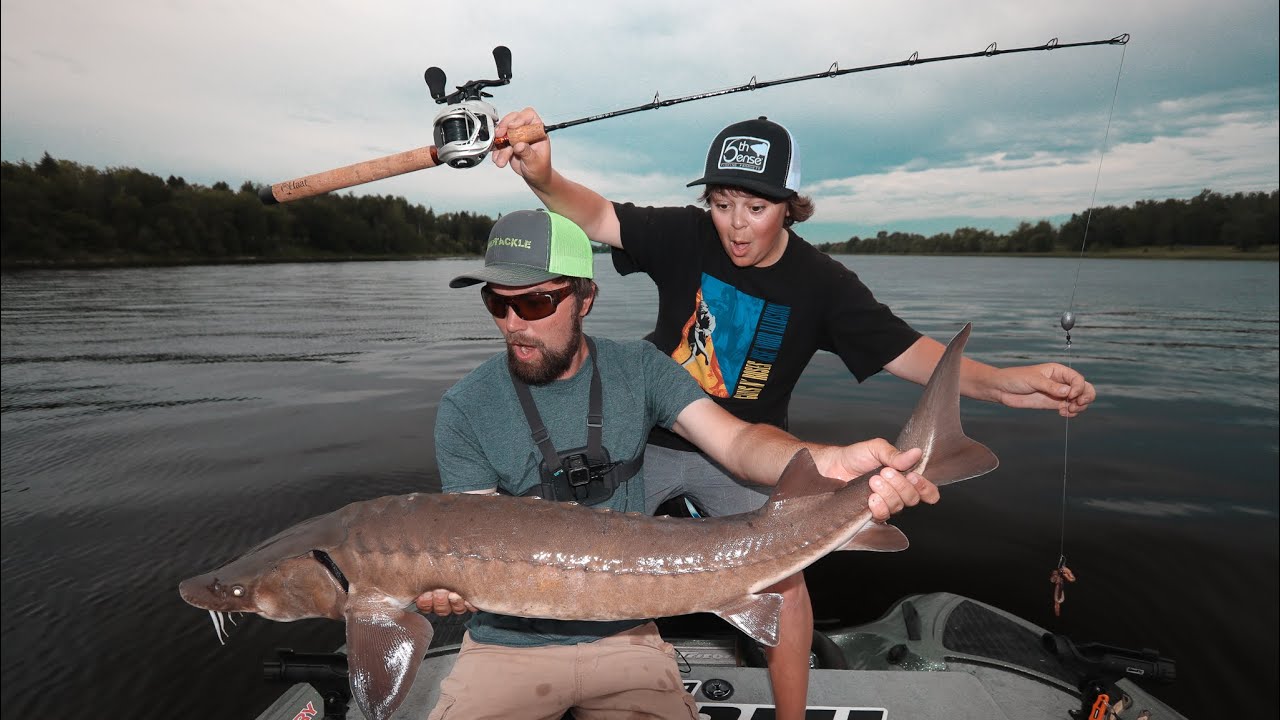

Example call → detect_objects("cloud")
2 0 1276 234
807 106 1279 228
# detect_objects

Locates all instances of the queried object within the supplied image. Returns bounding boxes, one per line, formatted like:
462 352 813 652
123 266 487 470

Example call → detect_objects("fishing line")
1053 40 1129 613
1065 38 1130 312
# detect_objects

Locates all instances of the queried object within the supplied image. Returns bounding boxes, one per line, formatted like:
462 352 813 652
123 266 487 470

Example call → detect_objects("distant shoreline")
0 253 469 272
3 245 1275 271
831 245 1280 261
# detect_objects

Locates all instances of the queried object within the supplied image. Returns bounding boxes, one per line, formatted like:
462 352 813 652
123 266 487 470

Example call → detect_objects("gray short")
643 443 771 516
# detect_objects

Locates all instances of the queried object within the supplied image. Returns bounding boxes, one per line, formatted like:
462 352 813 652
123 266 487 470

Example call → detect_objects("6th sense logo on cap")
717 136 770 174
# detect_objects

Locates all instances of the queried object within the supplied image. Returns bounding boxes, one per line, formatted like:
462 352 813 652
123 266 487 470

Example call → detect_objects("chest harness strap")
506 336 643 505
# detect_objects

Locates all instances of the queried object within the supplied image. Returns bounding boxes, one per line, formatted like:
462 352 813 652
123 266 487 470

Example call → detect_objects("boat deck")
252 593 1184 720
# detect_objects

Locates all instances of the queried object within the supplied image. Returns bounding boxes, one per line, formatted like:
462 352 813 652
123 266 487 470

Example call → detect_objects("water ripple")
1 256 1275 720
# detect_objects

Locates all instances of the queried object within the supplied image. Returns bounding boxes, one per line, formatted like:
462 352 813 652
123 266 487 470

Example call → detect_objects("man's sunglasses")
481 284 575 321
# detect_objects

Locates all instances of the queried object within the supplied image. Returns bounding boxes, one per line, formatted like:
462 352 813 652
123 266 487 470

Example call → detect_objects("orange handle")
1087 693 1110 720
260 122 548 204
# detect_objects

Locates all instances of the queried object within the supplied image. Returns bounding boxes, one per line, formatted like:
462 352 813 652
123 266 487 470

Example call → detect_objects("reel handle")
259 123 547 204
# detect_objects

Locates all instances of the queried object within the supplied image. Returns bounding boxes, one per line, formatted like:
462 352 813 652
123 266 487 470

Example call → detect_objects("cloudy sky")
3 1 1276 243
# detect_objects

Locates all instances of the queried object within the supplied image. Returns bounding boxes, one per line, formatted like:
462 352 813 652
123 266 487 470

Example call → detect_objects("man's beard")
506 311 584 385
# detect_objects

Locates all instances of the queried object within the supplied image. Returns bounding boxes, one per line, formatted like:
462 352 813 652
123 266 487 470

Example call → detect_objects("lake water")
1 256 1276 719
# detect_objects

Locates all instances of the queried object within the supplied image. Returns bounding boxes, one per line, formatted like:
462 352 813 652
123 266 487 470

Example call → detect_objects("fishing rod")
258 33 1130 205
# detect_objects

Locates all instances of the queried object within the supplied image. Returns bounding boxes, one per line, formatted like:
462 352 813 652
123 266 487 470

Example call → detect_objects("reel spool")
425 46 513 169
431 100 497 168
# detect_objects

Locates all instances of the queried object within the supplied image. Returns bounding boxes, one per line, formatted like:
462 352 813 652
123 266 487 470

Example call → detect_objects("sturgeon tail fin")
896 323 999 486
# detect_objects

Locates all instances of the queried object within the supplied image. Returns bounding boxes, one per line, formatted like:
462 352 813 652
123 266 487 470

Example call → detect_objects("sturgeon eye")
231 586 245 597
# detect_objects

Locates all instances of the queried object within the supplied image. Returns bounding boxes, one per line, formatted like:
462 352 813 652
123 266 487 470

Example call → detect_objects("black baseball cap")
687 117 801 201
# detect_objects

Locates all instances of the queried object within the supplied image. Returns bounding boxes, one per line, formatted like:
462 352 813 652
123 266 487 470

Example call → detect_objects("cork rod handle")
259 123 547 204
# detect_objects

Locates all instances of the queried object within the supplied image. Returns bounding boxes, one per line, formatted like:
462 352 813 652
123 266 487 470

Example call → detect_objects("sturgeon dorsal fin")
712 592 784 647
767 448 844 504
344 597 434 720
836 521 910 552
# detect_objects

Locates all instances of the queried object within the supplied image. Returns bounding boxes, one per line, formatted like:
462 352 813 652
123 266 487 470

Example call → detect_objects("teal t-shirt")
434 335 706 647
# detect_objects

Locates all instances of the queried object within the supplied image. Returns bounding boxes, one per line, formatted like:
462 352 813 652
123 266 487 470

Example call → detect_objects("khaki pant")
427 621 700 720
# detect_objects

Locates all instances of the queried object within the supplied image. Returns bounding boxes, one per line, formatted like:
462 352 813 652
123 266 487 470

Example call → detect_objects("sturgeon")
179 322 997 720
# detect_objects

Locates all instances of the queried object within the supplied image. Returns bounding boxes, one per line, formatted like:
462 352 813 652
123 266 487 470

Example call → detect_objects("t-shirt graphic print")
670 273 790 400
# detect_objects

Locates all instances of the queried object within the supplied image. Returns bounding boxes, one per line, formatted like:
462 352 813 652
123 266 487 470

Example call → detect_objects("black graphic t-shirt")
612 202 921 451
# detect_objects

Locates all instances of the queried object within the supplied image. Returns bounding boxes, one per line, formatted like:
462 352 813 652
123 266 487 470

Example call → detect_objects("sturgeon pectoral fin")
345 600 434 720
712 593 784 647
836 521 910 552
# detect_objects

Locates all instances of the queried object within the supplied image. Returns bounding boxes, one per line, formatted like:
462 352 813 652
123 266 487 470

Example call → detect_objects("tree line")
816 189 1278 255
1 154 498 266
2 154 1275 267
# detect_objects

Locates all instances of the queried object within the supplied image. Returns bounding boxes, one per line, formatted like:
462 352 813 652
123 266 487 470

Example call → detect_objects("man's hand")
414 589 476 616
992 363 1096 418
492 107 552 188
811 440 939 521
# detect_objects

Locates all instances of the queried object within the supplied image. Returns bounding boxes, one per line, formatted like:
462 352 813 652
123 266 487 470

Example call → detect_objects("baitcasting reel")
425 46 513 168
